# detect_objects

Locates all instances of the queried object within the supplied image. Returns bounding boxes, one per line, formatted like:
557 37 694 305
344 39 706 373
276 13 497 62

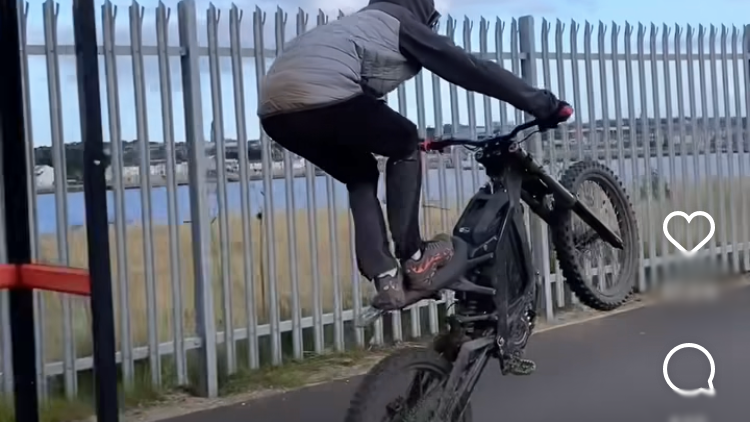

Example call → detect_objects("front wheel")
344 347 473 422
550 160 640 311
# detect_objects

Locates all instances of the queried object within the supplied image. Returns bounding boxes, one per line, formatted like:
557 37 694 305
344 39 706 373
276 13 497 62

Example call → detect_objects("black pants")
261 95 423 280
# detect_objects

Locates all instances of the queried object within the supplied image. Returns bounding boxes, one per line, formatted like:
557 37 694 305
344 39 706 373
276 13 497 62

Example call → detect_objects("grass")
0 359 169 422
34 206 464 361
219 348 383 395
0 347 383 422
630 176 750 257
0 396 91 422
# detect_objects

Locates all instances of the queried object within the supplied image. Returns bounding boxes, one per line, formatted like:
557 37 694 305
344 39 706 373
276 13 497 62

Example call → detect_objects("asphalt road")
166 286 750 422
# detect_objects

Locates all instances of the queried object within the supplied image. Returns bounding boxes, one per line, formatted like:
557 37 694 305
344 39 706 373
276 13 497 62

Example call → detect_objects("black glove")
539 100 573 130
529 89 560 120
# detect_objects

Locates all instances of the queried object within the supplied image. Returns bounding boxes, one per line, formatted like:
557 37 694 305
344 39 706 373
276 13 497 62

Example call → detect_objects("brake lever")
537 123 556 132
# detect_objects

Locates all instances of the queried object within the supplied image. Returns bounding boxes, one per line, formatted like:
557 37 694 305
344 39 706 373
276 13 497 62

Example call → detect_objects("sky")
17 0 750 147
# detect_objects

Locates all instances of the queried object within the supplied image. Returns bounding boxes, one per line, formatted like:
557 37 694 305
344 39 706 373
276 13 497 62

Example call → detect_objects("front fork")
519 152 625 250
433 337 494 421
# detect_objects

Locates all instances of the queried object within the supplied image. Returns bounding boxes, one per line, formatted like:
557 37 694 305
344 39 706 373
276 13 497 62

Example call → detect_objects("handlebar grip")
558 104 573 120
539 102 573 130
419 140 446 152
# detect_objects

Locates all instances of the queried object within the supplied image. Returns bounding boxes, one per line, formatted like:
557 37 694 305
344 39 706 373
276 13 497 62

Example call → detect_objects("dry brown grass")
34 177 750 361
630 177 750 256
36 206 463 361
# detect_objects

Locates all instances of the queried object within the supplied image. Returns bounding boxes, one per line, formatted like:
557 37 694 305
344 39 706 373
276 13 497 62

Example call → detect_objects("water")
35 152 750 234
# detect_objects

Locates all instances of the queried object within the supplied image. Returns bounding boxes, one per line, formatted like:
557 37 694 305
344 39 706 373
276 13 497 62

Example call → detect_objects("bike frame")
423 117 626 420
358 111 626 421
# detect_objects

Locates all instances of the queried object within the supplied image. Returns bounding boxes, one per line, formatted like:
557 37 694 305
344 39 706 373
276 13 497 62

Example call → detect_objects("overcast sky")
18 0 750 146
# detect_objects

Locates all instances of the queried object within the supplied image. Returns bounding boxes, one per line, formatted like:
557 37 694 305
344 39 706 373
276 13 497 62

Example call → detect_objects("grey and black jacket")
257 0 559 119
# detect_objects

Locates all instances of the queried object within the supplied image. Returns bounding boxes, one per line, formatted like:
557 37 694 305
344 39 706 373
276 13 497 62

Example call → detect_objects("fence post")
517 16 555 321
744 25 750 269
177 0 218 398
0 0 38 419
71 0 120 419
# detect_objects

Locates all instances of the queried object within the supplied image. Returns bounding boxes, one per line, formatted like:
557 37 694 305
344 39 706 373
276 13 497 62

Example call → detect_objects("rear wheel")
344 347 473 422
551 160 640 311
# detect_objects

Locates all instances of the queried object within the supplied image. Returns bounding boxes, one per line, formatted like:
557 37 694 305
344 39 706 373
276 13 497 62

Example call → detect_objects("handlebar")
419 104 573 153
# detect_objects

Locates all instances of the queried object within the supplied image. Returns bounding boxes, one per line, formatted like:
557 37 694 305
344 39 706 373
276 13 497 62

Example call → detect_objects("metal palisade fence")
2 0 749 399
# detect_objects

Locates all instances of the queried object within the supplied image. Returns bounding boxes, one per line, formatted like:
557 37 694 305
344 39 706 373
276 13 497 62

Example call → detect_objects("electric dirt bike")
344 105 640 422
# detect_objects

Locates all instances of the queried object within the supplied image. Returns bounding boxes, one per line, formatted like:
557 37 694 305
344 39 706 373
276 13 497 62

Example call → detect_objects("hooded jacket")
257 0 558 119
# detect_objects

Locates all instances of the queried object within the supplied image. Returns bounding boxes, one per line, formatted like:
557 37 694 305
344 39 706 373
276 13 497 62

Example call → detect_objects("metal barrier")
2 0 749 399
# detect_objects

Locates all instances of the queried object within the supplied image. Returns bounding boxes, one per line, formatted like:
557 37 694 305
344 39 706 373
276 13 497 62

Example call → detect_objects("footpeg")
356 306 385 328
501 355 536 376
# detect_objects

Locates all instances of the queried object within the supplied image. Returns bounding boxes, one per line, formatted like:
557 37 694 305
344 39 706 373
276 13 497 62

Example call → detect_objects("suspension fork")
516 150 624 249
434 337 495 420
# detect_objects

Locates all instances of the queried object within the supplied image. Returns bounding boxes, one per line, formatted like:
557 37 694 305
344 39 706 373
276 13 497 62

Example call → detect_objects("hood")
368 0 438 26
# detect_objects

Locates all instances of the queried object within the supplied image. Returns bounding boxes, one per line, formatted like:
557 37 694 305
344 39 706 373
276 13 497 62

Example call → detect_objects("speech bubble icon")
663 211 715 257
663 343 716 398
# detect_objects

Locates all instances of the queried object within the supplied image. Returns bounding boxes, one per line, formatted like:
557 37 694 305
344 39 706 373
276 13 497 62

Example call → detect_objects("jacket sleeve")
398 16 558 119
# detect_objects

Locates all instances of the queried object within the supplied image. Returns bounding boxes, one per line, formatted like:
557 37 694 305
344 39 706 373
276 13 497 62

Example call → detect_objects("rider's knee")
384 120 420 161
387 144 420 164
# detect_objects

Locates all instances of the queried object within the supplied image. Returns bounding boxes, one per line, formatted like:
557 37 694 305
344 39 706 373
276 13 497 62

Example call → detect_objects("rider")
258 0 564 310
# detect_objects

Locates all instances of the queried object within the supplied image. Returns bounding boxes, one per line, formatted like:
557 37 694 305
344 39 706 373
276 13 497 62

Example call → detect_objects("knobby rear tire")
344 347 473 422
550 160 640 311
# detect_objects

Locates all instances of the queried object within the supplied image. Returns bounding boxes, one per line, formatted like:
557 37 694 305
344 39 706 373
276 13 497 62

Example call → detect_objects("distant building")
104 166 141 184
35 165 54 188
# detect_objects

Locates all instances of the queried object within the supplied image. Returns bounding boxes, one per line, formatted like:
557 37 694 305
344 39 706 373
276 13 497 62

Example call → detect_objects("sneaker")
372 270 407 310
403 237 454 290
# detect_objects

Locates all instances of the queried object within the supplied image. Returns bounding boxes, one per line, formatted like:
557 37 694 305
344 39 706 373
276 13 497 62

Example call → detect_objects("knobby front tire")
551 160 640 311
344 347 473 422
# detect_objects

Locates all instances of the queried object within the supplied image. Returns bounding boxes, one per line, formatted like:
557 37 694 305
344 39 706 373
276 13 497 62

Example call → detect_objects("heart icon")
662 211 715 257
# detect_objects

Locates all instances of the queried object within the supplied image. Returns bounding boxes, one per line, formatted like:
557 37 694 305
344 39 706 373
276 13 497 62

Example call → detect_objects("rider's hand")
552 101 573 122
539 99 573 130
529 89 560 120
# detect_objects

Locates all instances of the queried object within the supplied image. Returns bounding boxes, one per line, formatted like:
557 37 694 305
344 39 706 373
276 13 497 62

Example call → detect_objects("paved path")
166 286 750 422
